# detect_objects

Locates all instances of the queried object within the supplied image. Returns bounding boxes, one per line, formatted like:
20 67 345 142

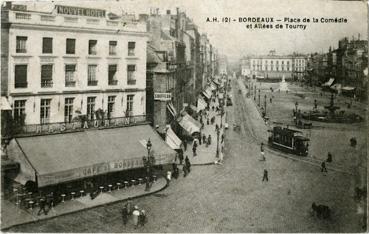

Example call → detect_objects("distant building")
241 52 306 80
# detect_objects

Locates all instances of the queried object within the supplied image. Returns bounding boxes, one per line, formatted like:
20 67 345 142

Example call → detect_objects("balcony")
65 80 76 87
41 80 53 88
14 82 28 88
108 80 118 86
88 80 98 86
127 80 136 85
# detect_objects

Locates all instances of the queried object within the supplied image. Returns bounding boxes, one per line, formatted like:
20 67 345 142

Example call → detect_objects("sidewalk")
1 177 167 230
182 97 227 165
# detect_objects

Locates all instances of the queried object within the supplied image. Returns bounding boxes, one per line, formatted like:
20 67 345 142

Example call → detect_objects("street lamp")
258 89 261 106
254 86 256 100
220 106 224 128
216 128 220 158
143 139 155 183
264 94 267 115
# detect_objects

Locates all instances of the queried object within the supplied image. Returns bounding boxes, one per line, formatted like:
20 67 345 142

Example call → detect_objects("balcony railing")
127 80 136 85
18 115 148 136
88 80 98 86
15 13 31 20
108 80 118 85
65 80 76 87
14 82 28 88
41 80 53 88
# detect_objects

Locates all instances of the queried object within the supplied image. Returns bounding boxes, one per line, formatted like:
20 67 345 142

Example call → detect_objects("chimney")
166 10 171 15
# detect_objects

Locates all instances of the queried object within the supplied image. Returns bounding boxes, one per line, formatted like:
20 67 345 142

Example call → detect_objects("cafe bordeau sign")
55 5 106 18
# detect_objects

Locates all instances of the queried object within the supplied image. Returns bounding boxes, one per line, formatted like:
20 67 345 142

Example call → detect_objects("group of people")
121 200 146 228
37 193 55 216
321 152 333 174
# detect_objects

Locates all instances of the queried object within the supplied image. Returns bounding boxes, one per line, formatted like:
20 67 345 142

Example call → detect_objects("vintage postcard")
0 0 367 232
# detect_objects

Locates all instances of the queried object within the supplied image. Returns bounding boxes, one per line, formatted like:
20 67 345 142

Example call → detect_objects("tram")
268 126 309 156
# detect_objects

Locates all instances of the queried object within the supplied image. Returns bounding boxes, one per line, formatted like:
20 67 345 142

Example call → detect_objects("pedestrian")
207 118 210 125
207 135 212 145
145 178 151 191
183 164 188 177
270 97 272 103
193 139 198 148
262 169 269 182
215 124 219 131
46 192 54 211
126 199 133 215
139 210 146 226
185 156 191 172
121 205 128 225
166 171 172 184
326 152 332 163
202 134 207 145
132 207 140 229
37 197 48 215
178 152 184 165
192 145 197 157
321 161 328 173
183 139 187 151
221 133 225 143
199 135 202 145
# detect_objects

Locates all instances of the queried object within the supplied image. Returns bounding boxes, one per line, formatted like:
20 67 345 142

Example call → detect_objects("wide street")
8 77 365 233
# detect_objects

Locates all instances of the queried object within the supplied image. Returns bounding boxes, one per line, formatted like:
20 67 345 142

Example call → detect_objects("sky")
21 0 368 62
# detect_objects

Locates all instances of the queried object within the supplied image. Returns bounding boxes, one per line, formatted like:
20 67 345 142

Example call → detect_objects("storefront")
176 112 201 140
7 125 177 191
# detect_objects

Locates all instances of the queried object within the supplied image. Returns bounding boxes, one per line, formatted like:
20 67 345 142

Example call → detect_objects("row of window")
16 36 136 56
13 95 135 124
252 65 291 72
14 64 137 88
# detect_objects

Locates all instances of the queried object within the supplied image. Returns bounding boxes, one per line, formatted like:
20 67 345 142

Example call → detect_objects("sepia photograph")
0 0 367 232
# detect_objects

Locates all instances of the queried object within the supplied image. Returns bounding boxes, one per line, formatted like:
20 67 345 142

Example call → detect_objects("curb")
1 180 169 231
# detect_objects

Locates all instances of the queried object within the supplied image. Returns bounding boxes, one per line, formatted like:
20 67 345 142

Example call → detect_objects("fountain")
278 75 289 92
301 93 363 123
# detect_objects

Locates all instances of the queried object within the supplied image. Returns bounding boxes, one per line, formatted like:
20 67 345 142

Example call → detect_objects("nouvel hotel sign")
55 5 106 18
154 93 172 101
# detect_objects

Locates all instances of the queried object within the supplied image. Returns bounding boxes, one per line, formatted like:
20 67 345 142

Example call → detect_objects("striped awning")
202 90 211 99
167 102 177 117
165 126 182 150
178 113 201 135
322 78 335 87
197 98 207 112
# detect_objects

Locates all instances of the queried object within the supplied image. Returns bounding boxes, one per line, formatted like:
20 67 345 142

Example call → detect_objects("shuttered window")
14 65 27 88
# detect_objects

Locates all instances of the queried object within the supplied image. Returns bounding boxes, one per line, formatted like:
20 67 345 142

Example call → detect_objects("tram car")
268 126 309 156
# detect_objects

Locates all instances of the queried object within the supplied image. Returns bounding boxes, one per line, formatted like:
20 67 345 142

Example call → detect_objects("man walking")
262 169 269 182
185 156 191 172
121 205 128 225
183 140 187 151
37 197 48 215
321 161 328 173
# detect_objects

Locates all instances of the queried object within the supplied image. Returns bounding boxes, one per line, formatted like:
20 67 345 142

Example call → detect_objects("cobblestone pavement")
7 78 366 233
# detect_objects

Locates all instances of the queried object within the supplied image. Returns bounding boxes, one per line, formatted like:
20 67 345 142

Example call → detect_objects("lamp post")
264 94 267 115
143 139 155 179
220 106 224 128
254 85 256 101
295 101 299 113
216 128 220 158
258 89 261 106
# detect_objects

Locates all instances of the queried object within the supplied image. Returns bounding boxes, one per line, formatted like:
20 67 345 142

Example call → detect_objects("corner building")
2 5 147 125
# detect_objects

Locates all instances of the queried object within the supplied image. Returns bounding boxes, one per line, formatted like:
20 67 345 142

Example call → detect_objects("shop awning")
178 113 201 135
213 80 220 86
202 88 212 100
165 126 182 150
1 97 12 110
167 102 177 117
210 83 217 90
342 86 356 91
8 125 177 187
322 78 335 87
197 98 207 112
218 93 224 99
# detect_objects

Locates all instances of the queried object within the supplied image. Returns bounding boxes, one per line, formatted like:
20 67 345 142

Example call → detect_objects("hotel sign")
19 115 146 136
55 5 106 18
154 93 172 101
